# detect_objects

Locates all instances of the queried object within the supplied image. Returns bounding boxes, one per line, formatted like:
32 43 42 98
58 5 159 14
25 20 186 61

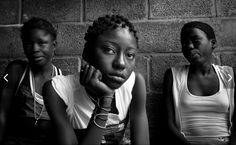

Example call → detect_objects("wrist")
95 106 110 114
99 95 114 108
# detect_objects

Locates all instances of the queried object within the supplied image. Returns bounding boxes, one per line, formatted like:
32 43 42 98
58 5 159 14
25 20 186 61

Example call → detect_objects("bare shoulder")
1 60 27 84
164 68 172 77
131 72 146 105
163 68 173 84
43 80 54 92
43 80 57 101
233 67 236 80
43 79 68 111
163 68 173 95
0 60 27 109
5 60 27 75
134 72 145 87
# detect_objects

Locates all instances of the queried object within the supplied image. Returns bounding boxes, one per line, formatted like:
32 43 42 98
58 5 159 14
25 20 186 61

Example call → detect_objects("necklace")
30 65 54 125
34 93 45 125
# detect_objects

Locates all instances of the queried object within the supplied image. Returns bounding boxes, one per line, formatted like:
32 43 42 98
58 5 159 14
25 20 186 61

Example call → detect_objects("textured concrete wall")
0 0 236 144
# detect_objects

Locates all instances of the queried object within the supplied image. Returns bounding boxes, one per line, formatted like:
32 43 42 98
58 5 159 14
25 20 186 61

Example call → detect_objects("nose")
33 43 40 52
186 41 194 49
183 41 194 50
113 54 126 70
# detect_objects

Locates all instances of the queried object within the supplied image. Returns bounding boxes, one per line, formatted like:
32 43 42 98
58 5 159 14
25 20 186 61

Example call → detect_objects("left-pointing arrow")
4 74 8 82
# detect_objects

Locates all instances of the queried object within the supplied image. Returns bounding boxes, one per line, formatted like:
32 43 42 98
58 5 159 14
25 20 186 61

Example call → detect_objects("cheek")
128 59 135 67
201 45 212 55
45 45 54 54
125 59 136 71
23 46 31 52
93 58 112 71
23 48 32 58
42 49 54 61
182 50 191 61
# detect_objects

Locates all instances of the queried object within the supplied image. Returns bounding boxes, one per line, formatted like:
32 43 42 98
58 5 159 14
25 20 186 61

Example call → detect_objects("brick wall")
1 0 236 144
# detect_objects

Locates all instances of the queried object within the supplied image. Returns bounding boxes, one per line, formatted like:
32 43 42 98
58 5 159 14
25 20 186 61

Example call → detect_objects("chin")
107 82 124 90
32 61 47 67
103 76 126 90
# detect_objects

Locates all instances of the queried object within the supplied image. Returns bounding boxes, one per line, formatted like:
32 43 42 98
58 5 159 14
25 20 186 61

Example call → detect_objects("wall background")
0 0 236 144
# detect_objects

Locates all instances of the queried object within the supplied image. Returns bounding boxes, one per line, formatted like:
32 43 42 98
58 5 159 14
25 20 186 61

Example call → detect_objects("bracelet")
99 106 111 112
96 114 107 121
94 106 111 114
98 95 114 108
93 113 109 129
100 95 114 100
88 95 114 108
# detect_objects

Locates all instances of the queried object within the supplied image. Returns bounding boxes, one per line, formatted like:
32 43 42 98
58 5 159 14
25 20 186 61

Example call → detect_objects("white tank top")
179 66 229 138
171 64 235 141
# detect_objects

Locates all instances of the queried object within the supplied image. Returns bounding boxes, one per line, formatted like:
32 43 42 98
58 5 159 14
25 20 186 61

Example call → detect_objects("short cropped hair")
21 17 57 41
181 21 216 41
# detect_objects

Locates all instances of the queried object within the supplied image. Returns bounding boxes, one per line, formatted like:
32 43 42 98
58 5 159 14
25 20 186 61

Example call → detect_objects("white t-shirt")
51 71 136 129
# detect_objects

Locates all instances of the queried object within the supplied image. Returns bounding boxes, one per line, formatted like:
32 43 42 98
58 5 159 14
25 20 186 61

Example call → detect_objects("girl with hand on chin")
43 15 150 145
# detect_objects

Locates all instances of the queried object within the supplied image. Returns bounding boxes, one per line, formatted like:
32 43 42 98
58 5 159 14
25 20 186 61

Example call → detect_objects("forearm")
80 108 108 145
230 130 236 145
0 112 6 143
50 116 78 145
130 112 150 145
80 95 113 145
55 127 78 145
168 123 190 145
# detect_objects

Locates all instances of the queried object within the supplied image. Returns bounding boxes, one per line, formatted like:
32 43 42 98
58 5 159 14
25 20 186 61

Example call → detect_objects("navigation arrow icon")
4 74 8 82
228 74 232 82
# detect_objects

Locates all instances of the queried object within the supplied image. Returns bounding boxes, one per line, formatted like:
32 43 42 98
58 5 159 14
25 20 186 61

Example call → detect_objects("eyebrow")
101 40 137 49
191 35 201 39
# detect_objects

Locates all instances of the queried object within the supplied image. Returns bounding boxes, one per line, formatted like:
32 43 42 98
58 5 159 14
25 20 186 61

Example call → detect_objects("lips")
107 73 126 83
31 55 44 61
190 49 200 57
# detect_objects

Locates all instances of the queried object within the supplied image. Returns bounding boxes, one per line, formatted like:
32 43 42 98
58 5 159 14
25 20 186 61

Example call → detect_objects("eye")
181 40 188 46
126 51 135 60
192 36 201 43
181 42 187 47
102 46 116 54
23 42 33 48
193 38 200 42
38 41 48 46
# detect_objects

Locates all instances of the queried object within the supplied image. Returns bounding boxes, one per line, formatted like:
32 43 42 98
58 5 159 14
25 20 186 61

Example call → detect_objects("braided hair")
83 15 138 61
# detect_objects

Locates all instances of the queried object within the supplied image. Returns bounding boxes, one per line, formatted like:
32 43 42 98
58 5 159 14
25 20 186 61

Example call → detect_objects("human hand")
79 60 114 103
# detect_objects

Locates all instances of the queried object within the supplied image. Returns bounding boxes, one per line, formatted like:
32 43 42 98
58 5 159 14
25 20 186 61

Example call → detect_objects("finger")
84 65 95 84
79 58 88 72
77 57 82 72
91 69 102 81
81 58 88 69
80 64 89 85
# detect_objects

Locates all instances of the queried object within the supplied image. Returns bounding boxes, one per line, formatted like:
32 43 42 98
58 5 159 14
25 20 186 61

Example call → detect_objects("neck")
31 63 54 77
189 61 213 75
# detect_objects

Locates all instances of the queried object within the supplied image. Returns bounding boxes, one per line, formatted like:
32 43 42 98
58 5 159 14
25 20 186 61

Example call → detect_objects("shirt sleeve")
51 75 73 106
